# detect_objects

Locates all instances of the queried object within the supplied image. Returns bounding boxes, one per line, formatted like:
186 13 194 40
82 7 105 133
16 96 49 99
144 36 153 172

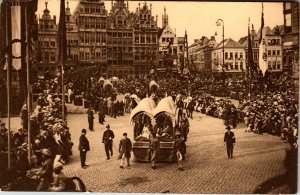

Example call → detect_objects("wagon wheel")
66 177 86 192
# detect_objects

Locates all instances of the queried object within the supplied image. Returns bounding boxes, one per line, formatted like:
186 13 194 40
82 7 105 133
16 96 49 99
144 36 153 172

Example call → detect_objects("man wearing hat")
102 125 115 160
37 149 53 191
79 129 90 168
119 132 132 168
224 126 235 159
87 108 94 131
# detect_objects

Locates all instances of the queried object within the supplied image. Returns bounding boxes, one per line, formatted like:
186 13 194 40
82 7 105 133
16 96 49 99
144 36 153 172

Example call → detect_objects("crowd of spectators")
1 75 73 189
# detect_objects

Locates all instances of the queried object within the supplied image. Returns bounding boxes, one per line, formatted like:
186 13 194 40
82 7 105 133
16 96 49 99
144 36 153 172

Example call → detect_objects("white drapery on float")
129 97 156 125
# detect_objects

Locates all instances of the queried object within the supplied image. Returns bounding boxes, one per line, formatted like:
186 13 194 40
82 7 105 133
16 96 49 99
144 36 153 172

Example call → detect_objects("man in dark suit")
88 108 94 131
102 124 115 160
119 132 132 168
224 126 235 159
79 129 90 168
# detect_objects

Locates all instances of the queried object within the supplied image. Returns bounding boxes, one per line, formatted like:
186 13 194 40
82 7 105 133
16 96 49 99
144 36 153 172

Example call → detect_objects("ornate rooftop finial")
45 1 48 9
67 1 69 8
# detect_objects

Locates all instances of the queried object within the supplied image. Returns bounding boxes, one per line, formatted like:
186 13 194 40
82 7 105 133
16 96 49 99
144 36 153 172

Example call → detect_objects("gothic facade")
37 0 159 78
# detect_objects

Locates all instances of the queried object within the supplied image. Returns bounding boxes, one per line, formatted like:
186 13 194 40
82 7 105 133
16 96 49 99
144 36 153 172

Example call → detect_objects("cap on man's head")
226 126 231 130
106 124 110 129
82 129 87 133
123 133 127 136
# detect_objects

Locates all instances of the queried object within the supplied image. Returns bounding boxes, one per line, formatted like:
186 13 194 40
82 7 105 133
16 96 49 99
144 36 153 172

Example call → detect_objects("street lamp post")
216 19 225 82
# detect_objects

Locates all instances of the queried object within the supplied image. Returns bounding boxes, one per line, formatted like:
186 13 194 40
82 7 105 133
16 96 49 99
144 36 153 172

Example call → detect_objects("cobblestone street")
58 111 290 194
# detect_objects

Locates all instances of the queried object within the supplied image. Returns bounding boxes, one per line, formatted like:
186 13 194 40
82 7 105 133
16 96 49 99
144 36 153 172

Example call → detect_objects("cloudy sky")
35 0 283 43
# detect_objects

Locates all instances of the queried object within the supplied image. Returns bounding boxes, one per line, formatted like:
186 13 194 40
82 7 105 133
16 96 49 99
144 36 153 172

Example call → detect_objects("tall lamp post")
216 19 225 83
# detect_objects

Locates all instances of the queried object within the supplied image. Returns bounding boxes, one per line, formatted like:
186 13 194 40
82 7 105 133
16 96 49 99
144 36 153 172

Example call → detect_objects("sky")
35 0 284 44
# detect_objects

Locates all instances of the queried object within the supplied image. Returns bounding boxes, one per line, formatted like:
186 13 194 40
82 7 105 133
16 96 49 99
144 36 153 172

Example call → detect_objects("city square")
0 0 298 194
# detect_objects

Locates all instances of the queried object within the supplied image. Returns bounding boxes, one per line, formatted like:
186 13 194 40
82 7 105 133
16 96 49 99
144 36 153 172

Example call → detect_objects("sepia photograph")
0 0 298 194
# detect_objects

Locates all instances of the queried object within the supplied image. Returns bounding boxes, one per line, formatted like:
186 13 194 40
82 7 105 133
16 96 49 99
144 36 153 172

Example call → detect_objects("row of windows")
134 36 157 43
225 52 244 59
107 32 133 37
267 49 281 56
216 62 244 71
267 39 281 46
80 33 106 44
79 51 106 61
39 52 56 63
107 47 133 53
39 23 56 30
78 17 106 29
268 61 281 70
38 40 56 48
79 6 106 15
162 37 174 43
107 39 133 45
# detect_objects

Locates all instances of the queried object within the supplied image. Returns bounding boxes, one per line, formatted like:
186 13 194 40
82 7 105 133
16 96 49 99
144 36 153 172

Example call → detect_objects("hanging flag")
58 0 67 65
258 3 265 45
247 18 254 76
11 5 21 70
258 3 268 75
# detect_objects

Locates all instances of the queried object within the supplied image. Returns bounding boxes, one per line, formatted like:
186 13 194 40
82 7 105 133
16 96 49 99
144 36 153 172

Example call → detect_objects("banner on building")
11 5 22 70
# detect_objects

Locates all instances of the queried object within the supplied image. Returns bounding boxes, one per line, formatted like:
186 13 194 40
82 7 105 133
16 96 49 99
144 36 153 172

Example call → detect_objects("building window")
277 50 280 56
285 2 291 10
135 37 139 43
235 52 238 59
240 52 243 59
272 50 276 56
268 50 271 56
235 63 238 70
141 37 145 43
285 13 292 33
277 61 281 69
240 62 243 70
229 52 233 59
225 52 228 59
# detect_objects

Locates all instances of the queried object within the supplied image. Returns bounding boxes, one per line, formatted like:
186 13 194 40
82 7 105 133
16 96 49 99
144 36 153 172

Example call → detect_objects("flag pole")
6 1 11 170
60 0 66 122
25 2 32 168
248 17 251 101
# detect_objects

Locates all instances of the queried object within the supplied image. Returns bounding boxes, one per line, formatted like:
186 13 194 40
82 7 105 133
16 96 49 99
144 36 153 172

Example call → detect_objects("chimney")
53 15 56 23
211 36 215 41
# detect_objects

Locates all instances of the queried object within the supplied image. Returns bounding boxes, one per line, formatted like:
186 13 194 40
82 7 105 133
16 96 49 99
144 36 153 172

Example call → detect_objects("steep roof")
158 27 165 38
238 36 248 45
215 38 243 49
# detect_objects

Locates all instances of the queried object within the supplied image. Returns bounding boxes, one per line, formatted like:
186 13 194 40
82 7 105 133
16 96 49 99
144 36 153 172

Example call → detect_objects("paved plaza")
1 110 292 193
57 112 291 193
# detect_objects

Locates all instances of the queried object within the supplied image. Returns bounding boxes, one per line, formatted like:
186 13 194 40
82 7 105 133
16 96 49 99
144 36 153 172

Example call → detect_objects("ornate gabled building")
37 2 58 72
238 25 260 72
72 0 108 73
107 0 134 78
157 7 181 77
65 1 79 67
133 2 158 78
